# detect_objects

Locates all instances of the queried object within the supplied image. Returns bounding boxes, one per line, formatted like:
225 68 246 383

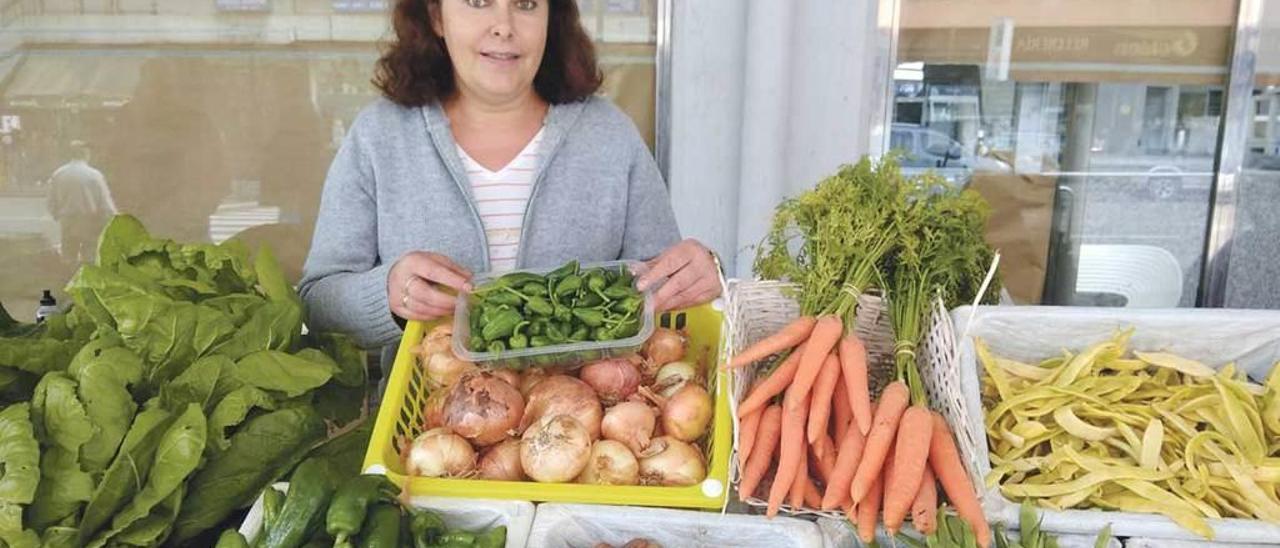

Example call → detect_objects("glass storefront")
0 0 659 319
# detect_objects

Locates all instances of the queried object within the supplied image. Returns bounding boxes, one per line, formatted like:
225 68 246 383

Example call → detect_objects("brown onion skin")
601 401 657 455
520 375 603 440
477 438 526 481
404 427 476 478
423 389 448 430
521 414 592 483
578 356 643 405
576 439 639 486
637 436 706 486
660 384 713 442
443 371 525 446
642 328 687 367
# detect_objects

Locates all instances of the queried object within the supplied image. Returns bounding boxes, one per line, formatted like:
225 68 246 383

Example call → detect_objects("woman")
298 0 722 365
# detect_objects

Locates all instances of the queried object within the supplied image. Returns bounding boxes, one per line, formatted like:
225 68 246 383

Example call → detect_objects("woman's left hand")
636 239 723 313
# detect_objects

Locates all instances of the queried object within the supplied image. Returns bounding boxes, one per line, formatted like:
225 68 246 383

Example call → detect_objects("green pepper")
473 526 507 548
529 336 550 347
586 271 607 292
356 503 402 548
436 532 477 546
614 268 635 287
545 323 567 344
525 296 554 316
576 292 602 307
325 475 399 547
469 335 485 352
527 319 546 336
260 459 337 548
572 308 606 327
509 333 529 349
409 508 449 548
486 340 506 353
552 304 572 323
569 325 590 342
215 530 250 548
612 296 642 315
520 282 548 297
554 274 582 298
486 290 523 307
493 271 545 288
481 309 523 342
602 285 634 299
546 260 579 282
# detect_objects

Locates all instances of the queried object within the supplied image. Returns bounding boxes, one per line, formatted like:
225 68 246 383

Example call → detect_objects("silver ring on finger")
402 276 415 308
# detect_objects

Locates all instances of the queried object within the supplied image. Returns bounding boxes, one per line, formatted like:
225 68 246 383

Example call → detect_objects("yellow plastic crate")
363 304 732 509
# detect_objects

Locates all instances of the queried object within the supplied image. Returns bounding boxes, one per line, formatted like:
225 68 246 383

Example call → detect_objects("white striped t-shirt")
457 128 545 273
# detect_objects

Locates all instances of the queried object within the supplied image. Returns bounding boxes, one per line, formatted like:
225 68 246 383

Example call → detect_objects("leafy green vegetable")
0 404 40 505
206 386 277 455
27 448 93 531
212 301 303 362
232 351 335 398
172 405 325 542
159 354 231 414
78 404 174 545
30 373 92 453
110 484 184 547
69 345 142 476
306 419 373 475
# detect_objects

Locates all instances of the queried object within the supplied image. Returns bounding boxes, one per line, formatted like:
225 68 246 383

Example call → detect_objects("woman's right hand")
387 251 473 322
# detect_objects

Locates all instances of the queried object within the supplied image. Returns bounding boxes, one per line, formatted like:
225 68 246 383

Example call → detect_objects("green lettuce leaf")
69 346 142 476
0 502 38 548
26 447 93 531
210 301 302 361
31 373 93 453
159 355 232 414
109 483 184 547
231 351 334 398
78 405 173 545
206 386 276 455
0 404 39 505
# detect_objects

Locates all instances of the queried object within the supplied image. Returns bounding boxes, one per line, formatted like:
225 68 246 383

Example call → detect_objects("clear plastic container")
451 260 655 368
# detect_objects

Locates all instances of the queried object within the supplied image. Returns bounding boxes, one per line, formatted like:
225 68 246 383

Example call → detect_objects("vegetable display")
405 326 709 488
215 467 507 548
0 215 368 547
979 332 1280 539
898 501 1113 548
463 261 645 354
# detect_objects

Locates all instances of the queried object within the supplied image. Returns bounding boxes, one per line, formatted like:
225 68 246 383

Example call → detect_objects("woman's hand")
636 239 723 313
388 252 473 322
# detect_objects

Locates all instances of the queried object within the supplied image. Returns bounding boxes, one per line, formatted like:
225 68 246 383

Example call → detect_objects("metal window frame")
654 0 672 180
1199 0 1264 307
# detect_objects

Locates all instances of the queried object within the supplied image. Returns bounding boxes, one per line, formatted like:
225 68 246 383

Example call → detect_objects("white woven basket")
725 280 987 519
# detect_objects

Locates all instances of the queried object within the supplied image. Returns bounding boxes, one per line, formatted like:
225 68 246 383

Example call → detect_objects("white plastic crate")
949 305 1280 543
526 503 824 548
237 482 534 548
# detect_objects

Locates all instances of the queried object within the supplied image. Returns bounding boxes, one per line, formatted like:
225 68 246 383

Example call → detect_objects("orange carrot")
821 421 867 509
802 474 823 509
849 381 909 504
737 342 808 419
838 334 873 436
726 316 816 369
812 434 836 483
833 377 853 443
806 352 843 444
856 471 884 544
929 411 991 548
911 467 938 535
786 315 844 405
738 405 782 501
883 405 936 535
788 443 809 508
737 406 763 474
767 392 810 517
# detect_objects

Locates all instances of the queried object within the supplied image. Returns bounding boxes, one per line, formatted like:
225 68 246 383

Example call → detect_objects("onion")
579 356 643 405
576 440 639 486
637 436 706 486
652 361 698 398
660 384 713 442
422 389 447 430
477 438 525 481
642 328 686 367
404 427 476 478
601 401 657 455
416 324 476 388
519 368 549 398
521 375 603 439
490 368 521 389
443 371 524 446
417 324 454 356
521 415 592 483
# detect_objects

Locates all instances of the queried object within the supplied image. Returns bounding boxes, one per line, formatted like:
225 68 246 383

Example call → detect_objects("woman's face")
436 0 549 105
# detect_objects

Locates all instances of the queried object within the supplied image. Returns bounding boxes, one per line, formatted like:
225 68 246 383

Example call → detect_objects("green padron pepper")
525 297 554 316
486 290 523 307
469 335 485 352
545 323 567 344
546 260 579 282
603 285 634 299
481 309 522 342
572 308 606 327
586 271 607 292
486 340 506 353
527 319 546 336
521 282 549 297
356 503 402 548
553 304 572 324
529 336 550 348
613 296 642 315
493 271 544 288
568 326 590 342
577 292 603 307
325 475 399 548
554 274 582 298
509 333 529 349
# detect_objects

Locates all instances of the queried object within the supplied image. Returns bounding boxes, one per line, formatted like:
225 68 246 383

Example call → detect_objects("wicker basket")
725 280 987 519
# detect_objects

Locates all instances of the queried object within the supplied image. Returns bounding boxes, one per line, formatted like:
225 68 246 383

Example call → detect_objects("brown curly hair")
374 0 603 107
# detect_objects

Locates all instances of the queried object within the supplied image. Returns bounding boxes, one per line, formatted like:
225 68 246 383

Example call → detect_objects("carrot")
849 381 909 504
767 392 809 517
737 406 763 474
821 420 867 509
726 316 816 369
856 471 884 544
802 474 823 509
882 405 935 535
788 443 808 508
812 434 836 483
911 467 938 535
806 352 843 444
737 342 808 419
833 377 853 443
928 411 991 548
786 315 844 405
839 333 873 435
738 405 782 501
